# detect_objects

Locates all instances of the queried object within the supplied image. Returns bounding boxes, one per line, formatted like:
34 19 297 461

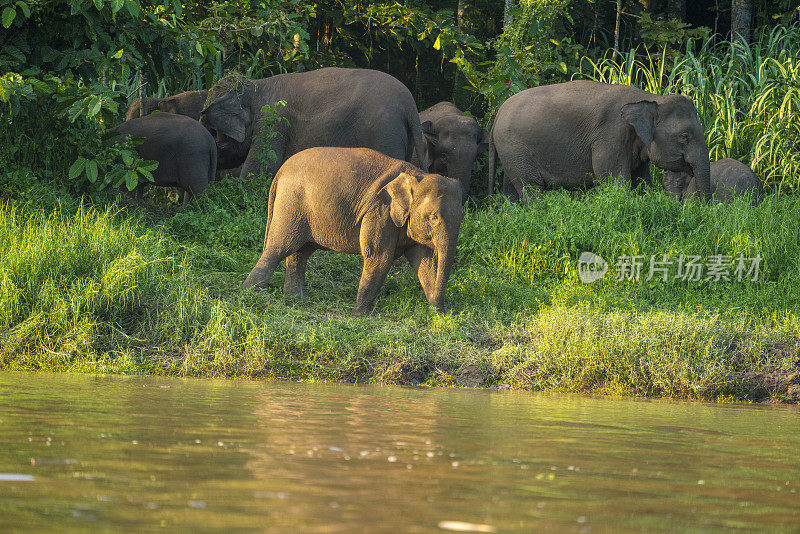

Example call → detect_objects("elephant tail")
407 108 429 173
262 173 278 252
487 127 497 196
209 142 218 184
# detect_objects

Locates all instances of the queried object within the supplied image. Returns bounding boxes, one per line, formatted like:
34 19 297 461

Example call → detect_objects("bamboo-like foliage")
580 25 800 194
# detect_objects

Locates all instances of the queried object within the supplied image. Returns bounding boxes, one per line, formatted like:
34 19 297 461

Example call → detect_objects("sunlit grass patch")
1 179 798 402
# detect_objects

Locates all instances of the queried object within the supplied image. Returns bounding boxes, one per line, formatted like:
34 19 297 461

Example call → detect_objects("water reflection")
0 373 798 532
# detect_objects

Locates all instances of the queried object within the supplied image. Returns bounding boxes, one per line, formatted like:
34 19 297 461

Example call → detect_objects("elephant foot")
352 303 374 317
242 275 268 290
283 284 307 297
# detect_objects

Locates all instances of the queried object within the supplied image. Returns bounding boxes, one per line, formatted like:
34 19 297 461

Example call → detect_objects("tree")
452 0 466 100
731 0 753 43
667 0 686 20
614 0 621 58
504 0 515 30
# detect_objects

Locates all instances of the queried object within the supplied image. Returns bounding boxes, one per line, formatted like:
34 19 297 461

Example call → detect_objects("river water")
0 372 798 532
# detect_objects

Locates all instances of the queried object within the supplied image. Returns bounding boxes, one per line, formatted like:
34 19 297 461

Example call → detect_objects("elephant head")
622 95 711 201
421 117 489 203
158 97 181 115
662 169 690 201
384 172 464 311
200 84 255 169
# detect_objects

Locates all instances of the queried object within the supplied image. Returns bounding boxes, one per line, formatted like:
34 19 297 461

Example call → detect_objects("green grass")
1 174 798 402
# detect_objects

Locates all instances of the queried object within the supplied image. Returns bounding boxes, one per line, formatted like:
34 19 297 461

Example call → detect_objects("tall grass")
0 205 186 358
580 25 800 194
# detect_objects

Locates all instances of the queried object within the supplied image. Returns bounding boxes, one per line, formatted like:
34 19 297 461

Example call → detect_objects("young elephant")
110 113 217 205
125 90 208 121
242 147 465 316
488 80 711 202
663 158 764 204
415 102 489 203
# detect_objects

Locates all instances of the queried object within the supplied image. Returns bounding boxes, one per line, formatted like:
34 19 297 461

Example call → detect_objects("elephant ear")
420 121 438 170
383 172 415 227
621 100 658 147
421 120 438 147
477 128 490 155
201 91 250 143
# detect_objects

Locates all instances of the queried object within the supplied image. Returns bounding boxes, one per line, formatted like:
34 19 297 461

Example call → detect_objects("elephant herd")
115 66 764 314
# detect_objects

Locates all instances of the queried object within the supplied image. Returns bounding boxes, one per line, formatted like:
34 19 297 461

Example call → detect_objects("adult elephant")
663 158 764 204
125 90 208 121
488 80 711 202
200 68 428 180
414 102 489 203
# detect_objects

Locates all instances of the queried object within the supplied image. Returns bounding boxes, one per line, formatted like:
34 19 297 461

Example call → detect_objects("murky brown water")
0 372 798 533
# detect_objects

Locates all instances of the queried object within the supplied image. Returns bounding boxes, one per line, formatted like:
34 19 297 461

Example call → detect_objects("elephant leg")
284 244 316 296
243 223 309 291
404 245 437 304
240 136 286 179
502 176 521 202
354 216 397 316
354 254 394 316
592 146 633 187
498 148 544 202
632 162 652 190
242 250 284 290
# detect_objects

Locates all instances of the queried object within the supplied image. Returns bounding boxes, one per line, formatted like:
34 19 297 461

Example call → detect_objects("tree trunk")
614 0 621 59
667 0 686 20
451 0 466 101
731 0 753 44
293 33 306 72
138 69 147 117
503 0 514 31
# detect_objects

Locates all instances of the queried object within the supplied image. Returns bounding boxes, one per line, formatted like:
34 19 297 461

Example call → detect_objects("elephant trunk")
687 145 712 202
448 160 475 203
431 233 458 313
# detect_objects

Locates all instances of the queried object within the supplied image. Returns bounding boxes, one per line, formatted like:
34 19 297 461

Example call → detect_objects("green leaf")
120 150 134 166
137 168 154 182
85 160 99 183
110 0 123 13
138 161 159 172
125 170 138 191
16 2 30 18
125 0 139 18
87 96 102 117
69 157 87 179
2 7 16 28
173 0 182 17
93 0 103 10
195 42 203 55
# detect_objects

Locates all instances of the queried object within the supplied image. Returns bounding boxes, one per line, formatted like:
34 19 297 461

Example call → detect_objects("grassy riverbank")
1 172 799 402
